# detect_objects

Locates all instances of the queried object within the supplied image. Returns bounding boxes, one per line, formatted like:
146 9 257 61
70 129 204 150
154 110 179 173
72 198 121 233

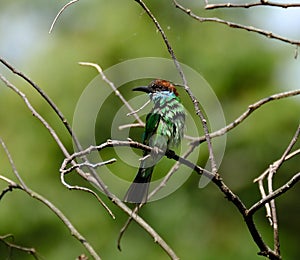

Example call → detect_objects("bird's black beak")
132 86 151 93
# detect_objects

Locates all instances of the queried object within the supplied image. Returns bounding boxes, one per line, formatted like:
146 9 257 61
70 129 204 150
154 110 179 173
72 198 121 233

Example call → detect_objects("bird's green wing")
142 113 161 145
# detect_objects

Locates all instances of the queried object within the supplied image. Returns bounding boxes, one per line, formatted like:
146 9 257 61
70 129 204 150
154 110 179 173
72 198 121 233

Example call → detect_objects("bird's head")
133 79 179 97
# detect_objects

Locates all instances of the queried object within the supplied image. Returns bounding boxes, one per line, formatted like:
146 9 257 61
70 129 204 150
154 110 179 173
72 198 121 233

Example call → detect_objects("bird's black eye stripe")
151 84 168 92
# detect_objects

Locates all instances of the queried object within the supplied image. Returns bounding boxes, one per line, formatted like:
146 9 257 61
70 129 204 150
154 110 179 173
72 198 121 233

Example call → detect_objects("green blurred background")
0 0 299 259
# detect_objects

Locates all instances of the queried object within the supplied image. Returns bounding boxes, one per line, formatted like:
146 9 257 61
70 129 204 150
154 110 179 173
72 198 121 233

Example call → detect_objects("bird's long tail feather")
124 166 154 203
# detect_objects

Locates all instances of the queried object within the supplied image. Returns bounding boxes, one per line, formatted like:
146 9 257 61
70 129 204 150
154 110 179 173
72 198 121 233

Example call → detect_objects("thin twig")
257 179 273 225
62 158 117 175
49 0 80 33
135 0 187 85
0 74 69 157
117 204 142 251
60 165 116 219
271 124 299 174
118 122 144 131
0 234 39 260
0 182 20 200
253 148 300 228
254 134 300 184
252 125 300 257
79 62 144 125
193 89 300 145
205 1 300 9
30 188 102 260
248 172 300 215
0 58 79 148
269 124 299 255
0 138 28 190
173 0 300 47
254 149 300 183
260 124 299 254
267 168 280 255
127 99 151 116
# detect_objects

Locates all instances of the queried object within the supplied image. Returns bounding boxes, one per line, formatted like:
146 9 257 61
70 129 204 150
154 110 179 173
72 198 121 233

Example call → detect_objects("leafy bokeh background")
0 0 299 259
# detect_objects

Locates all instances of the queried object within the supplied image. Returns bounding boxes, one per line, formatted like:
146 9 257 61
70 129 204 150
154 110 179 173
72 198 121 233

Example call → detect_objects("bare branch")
0 57 112 201
62 158 117 175
79 62 144 126
267 169 280 255
30 189 103 259
254 128 300 184
253 148 300 229
271 124 300 173
60 143 180 256
255 149 300 183
0 74 69 156
49 0 80 33
257 179 273 225
0 138 28 190
61 139 214 180
0 175 22 200
0 234 39 260
0 140 101 260
135 0 187 85
193 89 300 145
0 57 82 153
60 161 116 219
61 139 214 259
118 122 144 131
65 138 286 259
270 124 299 254
206 1 300 10
248 172 300 215
126 99 151 117
117 204 141 251
173 0 300 47
256 124 299 254
0 73 113 216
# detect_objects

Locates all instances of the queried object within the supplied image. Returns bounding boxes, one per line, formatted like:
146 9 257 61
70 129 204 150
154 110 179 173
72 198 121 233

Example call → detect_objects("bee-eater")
124 79 185 203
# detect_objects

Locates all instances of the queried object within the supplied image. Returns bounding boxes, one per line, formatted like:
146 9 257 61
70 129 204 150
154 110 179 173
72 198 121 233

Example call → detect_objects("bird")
124 79 185 203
